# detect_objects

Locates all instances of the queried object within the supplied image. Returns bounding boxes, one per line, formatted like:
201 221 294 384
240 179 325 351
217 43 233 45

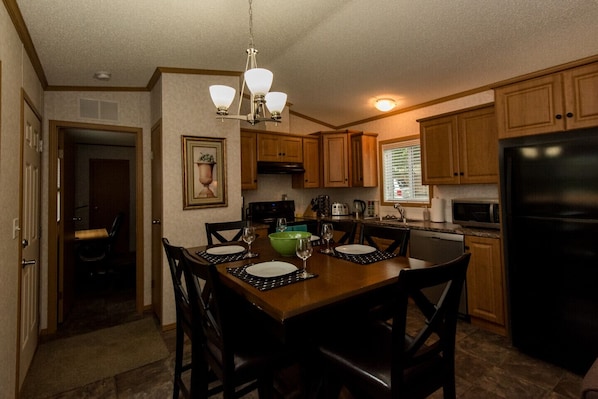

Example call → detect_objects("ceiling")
14 0 598 128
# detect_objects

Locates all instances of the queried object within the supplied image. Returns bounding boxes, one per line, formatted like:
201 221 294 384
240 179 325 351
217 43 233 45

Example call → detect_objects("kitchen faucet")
393 203 406 223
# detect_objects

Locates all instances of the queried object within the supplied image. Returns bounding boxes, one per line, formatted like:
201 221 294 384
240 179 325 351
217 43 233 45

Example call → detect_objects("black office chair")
326 220 357 244
359 224 410 255
205 220 247 245
77 212 124 276
180 248 297 399
316 253 471 399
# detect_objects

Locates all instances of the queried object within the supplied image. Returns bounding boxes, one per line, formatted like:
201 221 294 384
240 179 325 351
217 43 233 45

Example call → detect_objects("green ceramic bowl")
268 231 312 257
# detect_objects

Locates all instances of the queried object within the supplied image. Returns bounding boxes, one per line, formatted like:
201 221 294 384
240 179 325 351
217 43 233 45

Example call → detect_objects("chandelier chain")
248 0 254 48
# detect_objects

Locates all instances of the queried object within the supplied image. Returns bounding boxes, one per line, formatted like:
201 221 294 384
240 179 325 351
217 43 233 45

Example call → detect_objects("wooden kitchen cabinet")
465 235 507 336
495 62 598 138
320 132 350 187
257 132 302 163
292 136 321 188
240 130 258 190
315 130 378 188
419 104 497 185
350 132 378 187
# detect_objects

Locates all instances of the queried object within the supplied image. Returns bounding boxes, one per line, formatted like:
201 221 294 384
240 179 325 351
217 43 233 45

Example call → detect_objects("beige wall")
157 72 241 326
0 3 43 398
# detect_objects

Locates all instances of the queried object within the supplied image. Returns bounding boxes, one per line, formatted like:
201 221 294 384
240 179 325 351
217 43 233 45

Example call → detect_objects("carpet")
20 317 169 398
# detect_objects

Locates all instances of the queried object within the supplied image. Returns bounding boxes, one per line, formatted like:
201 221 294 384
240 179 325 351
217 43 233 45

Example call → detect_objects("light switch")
12 218 20 239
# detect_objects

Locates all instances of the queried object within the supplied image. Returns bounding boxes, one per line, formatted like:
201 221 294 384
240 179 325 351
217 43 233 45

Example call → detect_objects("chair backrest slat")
390 253 470 388
205 221 246 245
359 224 410 255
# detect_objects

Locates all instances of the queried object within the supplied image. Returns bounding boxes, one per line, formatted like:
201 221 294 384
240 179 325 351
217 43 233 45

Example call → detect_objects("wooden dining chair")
180 248 297 399
205 220 247 245
286 219 319 234
316 253 471 399
162 238 222 399
327 220 357 244
359 223 410 255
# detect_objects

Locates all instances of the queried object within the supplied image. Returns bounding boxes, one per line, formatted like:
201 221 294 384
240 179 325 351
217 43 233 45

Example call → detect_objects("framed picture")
182 135 227 209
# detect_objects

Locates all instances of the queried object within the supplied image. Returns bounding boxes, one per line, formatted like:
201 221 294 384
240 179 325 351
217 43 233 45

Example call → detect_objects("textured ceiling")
14 0 598 127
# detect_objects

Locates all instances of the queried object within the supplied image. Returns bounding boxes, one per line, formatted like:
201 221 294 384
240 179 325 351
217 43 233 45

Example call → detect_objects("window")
380 136 430 205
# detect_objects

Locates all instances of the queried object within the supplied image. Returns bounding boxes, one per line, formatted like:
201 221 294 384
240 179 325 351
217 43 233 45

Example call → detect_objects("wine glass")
276 217 287 232
242 226 256 258
295 237 313 278
321 223 334 254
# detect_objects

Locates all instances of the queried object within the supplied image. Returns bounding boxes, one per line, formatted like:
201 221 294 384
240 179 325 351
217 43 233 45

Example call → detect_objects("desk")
75 228 109 240
189 238 431 325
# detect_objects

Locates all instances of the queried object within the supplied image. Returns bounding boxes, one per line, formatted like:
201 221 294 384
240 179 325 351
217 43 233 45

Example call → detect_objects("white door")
18 102 42 388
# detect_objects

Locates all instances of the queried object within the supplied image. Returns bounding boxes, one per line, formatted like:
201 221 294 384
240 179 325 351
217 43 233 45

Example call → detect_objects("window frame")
378 135 432 208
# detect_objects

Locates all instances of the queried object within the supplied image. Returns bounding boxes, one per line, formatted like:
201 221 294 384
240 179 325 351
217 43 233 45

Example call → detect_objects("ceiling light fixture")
375 98 396 112
209 0 287 125
93 71 111 81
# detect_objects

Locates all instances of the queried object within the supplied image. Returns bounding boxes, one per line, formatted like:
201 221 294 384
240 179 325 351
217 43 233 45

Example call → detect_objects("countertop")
298 215 501 239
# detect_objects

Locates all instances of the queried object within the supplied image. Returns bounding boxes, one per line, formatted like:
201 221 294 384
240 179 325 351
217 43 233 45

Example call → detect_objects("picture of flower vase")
196 161 216 198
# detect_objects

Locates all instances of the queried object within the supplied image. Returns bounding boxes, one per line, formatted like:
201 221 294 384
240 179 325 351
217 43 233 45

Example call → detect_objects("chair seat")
319 321 444 398
205 329 294 383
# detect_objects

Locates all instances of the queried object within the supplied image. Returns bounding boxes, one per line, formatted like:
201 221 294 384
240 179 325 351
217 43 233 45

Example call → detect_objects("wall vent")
79 99 119 121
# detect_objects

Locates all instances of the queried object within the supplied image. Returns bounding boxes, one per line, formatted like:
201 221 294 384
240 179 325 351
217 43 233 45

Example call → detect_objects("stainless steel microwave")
452 198 500 229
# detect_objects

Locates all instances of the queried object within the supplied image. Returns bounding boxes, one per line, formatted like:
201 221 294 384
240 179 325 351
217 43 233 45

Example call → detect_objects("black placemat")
226 264 317 291
196 249 257 264
324 248 398 265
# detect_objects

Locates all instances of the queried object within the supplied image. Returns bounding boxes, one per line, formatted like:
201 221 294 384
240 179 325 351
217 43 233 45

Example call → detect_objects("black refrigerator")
500 128 598 375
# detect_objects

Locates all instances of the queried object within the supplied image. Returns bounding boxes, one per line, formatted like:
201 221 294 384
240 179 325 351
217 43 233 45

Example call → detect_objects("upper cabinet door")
350 133 378 188
322 133 349 187
458 107 498 184
257 133 302 162
563 62 598 130
241 131 258 190
495 74 565 139
420 115 460 184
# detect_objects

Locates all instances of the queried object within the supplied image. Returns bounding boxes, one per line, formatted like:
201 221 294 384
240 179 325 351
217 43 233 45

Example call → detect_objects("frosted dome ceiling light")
375 98 397 112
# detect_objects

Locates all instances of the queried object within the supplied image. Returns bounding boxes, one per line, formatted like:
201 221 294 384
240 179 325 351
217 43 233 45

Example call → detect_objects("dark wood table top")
188 237 431 324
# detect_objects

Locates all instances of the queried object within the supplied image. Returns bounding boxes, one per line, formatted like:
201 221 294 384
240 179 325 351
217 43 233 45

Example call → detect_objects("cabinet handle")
555 114 563 120
464 245 470 251
460 172 464 176
453 172 458 176
566 112 574 118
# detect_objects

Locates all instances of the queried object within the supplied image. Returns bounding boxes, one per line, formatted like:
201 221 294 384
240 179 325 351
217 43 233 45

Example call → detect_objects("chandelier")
209 0 287 125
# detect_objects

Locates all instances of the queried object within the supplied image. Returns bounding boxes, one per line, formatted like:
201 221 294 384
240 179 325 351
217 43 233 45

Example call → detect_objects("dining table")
75 228 109 241
188 236 432 341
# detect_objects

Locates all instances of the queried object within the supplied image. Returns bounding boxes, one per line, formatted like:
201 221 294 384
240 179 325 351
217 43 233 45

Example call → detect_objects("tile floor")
26 264 584 399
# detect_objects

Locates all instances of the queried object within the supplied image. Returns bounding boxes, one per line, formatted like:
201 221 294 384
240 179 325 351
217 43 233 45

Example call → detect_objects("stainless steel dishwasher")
409 229 467 317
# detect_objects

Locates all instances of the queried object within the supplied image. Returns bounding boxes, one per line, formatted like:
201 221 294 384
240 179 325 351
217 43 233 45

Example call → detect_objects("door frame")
47 120 144 334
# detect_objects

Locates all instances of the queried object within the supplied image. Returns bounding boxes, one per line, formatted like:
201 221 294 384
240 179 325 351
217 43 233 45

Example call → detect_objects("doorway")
47 121 144 335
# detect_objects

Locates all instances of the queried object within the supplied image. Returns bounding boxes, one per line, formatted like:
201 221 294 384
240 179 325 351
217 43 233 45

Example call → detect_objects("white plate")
206 245 245 255
335 244 376 255
246 261 298 278
310 235 320 241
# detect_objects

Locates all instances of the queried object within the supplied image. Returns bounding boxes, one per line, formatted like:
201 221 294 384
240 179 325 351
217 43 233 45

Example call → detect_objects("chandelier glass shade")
209 0 287 125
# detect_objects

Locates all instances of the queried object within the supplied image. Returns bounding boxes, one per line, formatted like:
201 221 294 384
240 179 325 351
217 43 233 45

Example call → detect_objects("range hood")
257 161 305 174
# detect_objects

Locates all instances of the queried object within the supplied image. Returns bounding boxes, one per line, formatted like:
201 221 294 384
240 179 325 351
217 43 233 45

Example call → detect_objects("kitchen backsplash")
241 174 498 223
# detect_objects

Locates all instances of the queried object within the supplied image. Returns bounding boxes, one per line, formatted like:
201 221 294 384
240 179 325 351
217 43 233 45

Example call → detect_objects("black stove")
246 200 296 230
